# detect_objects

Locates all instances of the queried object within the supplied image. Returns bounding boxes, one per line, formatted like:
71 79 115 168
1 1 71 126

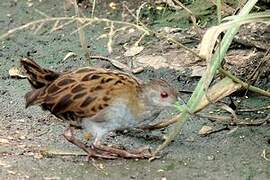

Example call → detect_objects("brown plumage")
21 58 177 159
22 58 141 120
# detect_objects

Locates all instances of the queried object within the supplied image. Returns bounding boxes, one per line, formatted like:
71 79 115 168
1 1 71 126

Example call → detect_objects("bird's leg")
63 127 116 159
93 140 152 159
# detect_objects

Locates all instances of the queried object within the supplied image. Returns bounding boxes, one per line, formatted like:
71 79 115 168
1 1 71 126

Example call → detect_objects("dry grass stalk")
0 17 149 40
73 0 90 61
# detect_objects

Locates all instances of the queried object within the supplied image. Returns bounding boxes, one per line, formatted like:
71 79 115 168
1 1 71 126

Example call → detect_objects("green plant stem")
153 0 259 156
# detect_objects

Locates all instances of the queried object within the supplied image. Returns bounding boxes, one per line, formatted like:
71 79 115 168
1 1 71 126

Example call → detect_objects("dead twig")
219 68 270 97
237 104 270 112
246 48 270 86
122 3 150 34
0 17 149 40
141 114 182 130
41 146 108 174
40 147 87 157
107 22 114 54
173 0 202 38
73 0 91 61
50 20 76 33
208 0 236 15
89 55 144 75
34 8 50 18
89 55 130 71
199 126 230 136
198 114 270 126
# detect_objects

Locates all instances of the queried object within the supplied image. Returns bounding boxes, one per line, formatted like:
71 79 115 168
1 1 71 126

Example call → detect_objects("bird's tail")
20 58 59 89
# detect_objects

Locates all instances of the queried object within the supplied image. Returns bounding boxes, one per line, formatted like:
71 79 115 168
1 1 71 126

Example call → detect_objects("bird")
20 58 177 159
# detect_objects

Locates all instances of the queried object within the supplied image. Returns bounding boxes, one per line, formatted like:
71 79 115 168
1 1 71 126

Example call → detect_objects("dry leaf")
34 152 44 159
104 58 132 73
196 77 242 113
7 170 16 175
63 52 77 61
109 2 117 9
198 125 213 135
124 46 144 57
199 14 269 61
135 55 168 69
190 66 206 77
19 135 26 140
9 67 27 78
132 67 144 74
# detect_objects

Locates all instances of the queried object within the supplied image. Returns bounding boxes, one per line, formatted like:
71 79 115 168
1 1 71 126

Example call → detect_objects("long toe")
129 146 152 158
86 148 118 160
94 144 152 159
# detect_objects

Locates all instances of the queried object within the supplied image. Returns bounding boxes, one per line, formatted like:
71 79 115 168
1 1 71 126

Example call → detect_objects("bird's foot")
63 127 116 159
94 142 152 159
63 127 151 159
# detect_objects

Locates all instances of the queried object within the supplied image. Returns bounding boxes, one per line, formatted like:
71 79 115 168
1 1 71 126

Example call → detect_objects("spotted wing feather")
22 62 141 122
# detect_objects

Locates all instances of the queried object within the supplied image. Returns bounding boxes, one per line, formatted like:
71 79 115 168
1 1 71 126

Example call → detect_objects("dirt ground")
0 0 270 179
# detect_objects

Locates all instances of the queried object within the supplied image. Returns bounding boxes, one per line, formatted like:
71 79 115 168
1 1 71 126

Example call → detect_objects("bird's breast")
103 98 143 129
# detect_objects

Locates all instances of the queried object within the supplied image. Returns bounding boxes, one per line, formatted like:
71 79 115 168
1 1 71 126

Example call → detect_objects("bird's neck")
132 91 162 124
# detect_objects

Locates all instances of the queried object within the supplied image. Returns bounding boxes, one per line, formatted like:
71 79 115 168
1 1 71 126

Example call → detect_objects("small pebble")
19 136 26 140
207 155 215 161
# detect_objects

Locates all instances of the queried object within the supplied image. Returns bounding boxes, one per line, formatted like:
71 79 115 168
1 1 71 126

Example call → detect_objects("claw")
63 127 118 160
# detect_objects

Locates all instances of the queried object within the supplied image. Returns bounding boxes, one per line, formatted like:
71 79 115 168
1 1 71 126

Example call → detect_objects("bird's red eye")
160 91 168 98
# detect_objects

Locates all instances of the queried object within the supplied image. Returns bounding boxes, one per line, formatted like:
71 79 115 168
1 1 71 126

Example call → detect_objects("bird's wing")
26 67 141 122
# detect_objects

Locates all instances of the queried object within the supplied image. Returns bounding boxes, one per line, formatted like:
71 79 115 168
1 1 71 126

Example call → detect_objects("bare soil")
0 1 270 179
